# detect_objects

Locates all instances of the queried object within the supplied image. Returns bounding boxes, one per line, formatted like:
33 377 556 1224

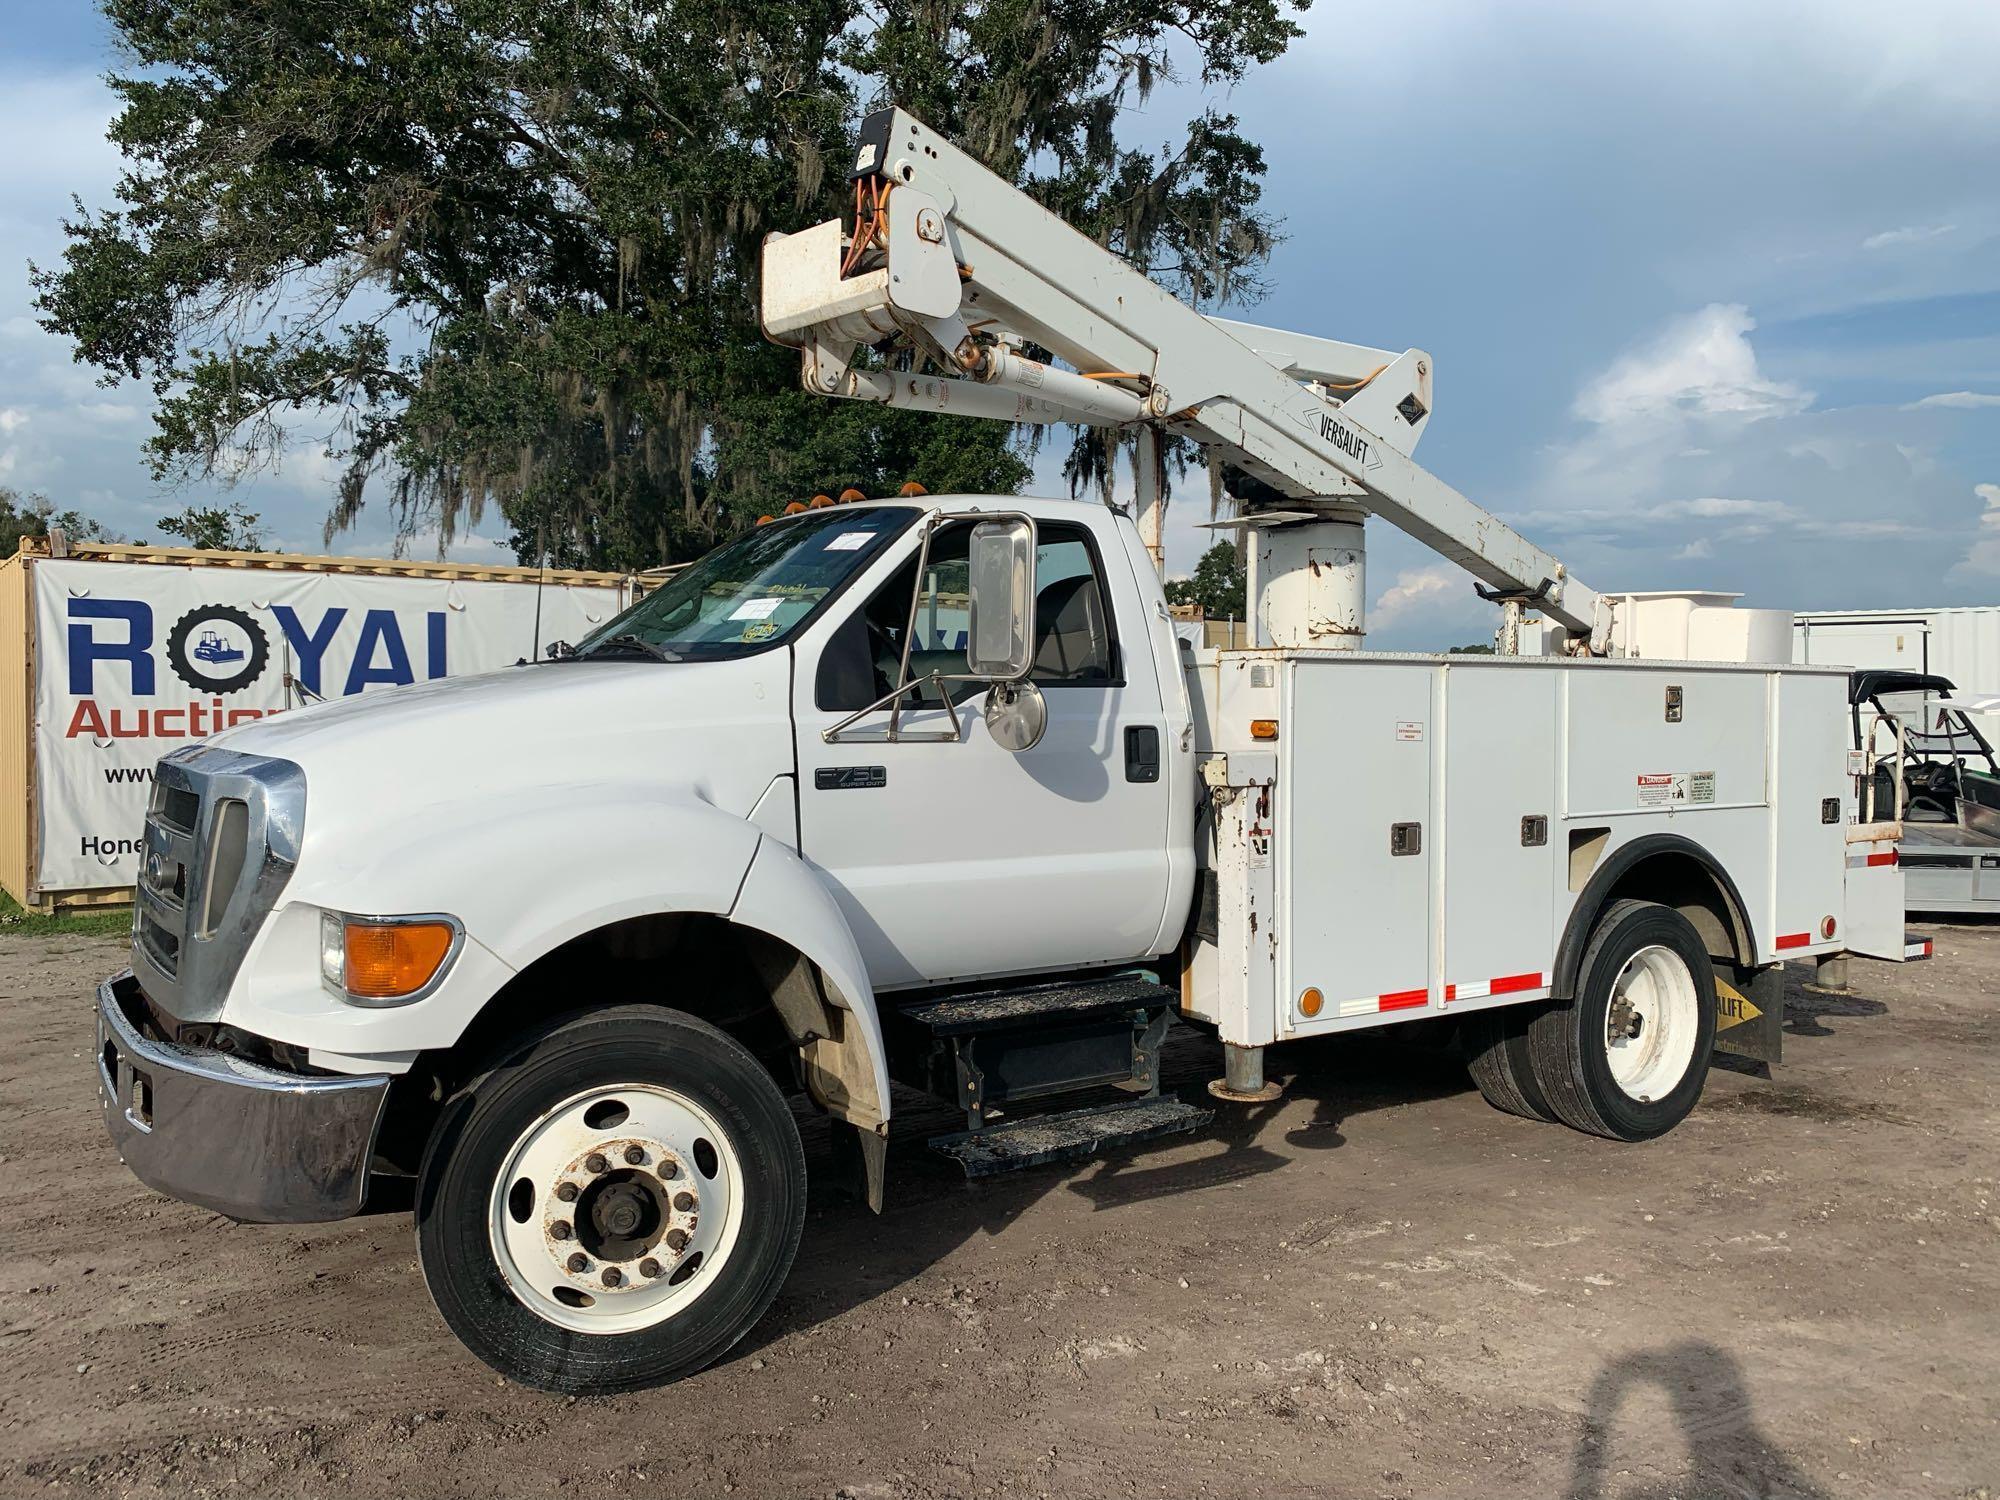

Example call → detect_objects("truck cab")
96 494 1206 1392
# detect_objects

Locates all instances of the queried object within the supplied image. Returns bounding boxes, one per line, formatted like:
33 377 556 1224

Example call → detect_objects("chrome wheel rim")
1604 944 1699 1103
487 1083 744 1335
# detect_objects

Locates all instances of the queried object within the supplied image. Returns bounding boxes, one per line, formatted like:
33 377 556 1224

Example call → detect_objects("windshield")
577 506 916 661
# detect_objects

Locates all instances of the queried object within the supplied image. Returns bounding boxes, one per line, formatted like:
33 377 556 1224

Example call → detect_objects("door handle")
1124 725 1161 783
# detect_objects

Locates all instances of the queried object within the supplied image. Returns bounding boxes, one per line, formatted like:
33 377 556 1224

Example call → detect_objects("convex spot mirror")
965 517 1037 681
984 680 1047 753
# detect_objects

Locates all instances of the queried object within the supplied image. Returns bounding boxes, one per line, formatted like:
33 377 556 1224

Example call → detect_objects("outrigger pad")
929 1096 1212 1178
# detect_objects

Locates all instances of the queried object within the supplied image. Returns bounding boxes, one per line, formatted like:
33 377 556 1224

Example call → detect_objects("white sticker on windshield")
824 532 871 551
730 597 784 620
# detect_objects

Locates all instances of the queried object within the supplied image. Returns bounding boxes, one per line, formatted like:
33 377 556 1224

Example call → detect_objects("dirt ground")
1 924 1995 1500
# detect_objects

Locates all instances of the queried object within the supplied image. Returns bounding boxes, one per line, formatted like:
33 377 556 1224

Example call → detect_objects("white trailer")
1796 605 2000 695
92 107 1917 1395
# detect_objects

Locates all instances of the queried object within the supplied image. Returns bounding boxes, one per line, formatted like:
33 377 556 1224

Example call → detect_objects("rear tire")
1463 1004 1557 1122
416 1005 806 1393
1526 899 1716 1141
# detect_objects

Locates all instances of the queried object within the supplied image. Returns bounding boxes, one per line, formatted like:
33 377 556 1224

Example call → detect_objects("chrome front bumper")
96 971 392 1224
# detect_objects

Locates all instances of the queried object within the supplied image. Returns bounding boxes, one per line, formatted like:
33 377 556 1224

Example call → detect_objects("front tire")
1526 899 1716 1141
416 1005 806 1393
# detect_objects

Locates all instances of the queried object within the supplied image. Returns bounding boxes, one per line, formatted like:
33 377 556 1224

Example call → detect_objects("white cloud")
1862 223 1955 250
1961 483 2000 577
1656 496 1801 521
1908 391 2000 409
1674 538 1714 561
75 402 139 425
0 407 27 434
1370 565 1467 632
1574 304 1812 428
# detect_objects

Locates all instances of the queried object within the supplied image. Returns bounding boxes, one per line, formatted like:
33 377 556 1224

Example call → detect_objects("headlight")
320 909 462 1005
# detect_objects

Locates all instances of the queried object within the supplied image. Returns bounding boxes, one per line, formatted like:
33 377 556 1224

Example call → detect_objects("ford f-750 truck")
94 108 1915 1394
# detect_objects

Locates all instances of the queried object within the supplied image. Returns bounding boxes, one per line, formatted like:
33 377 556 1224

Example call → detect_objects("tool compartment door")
1440 666 1558 1008
1280 658 1435 1032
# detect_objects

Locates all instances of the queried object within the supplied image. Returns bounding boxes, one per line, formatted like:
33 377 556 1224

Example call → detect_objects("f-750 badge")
1319 412 1382 472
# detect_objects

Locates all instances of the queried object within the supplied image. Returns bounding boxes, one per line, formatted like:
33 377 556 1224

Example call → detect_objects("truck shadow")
740 1025 1471 1357
1563 1341 1827 1499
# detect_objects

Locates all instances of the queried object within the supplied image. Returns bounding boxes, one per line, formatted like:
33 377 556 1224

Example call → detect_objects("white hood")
211 652 797 831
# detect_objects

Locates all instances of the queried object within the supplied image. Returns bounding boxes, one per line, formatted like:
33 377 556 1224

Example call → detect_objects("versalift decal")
1319 412 1383 472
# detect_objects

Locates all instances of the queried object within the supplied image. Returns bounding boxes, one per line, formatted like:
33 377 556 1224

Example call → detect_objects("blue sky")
3 0 1997 647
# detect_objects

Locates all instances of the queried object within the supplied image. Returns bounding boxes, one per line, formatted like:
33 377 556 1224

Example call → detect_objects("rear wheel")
416 1005 806 1393
1463 1003 1557 1122
1526 899 1716 1141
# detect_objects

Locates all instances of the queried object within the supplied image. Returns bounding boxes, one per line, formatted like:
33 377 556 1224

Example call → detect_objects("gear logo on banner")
165 604 270 695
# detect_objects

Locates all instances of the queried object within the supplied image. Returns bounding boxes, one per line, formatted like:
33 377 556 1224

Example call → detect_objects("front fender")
730 836 891 1130
230 788 766 1057
230 787 892 1132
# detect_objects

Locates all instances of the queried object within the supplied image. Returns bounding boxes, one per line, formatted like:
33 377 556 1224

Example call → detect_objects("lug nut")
584 1153 608 1174
601 1267 623 1288
673 1191 695 1212
555 1182 579 1203
655 1158 677 1179
567 1252 589 1273
623 1144 645 1165
639 1258 662 1279
665 1228 690 1252
550 1220 574 1240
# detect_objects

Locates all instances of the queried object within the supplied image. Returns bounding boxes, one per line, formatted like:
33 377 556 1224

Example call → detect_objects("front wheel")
416 1005 806 1393
1525 899 1717 1141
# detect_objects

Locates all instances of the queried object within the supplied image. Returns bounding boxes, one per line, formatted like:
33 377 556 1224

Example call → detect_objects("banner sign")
32 560 632 893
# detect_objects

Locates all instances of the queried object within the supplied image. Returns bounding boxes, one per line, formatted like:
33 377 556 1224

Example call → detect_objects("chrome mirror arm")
822 671 980 744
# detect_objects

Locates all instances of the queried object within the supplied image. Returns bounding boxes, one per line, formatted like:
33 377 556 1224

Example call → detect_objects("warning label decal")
1636 772 1680 806
1636 770 1718 807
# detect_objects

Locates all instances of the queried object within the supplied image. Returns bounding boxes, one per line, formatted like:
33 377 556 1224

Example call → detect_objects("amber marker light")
1250 719 1280 741
1300 987 1324 1018
322 911 460 1004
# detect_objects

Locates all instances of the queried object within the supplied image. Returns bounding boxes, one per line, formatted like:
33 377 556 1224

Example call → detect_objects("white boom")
761 107 1611 652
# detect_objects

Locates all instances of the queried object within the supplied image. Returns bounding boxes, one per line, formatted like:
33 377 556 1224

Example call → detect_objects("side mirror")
965 517 1037 680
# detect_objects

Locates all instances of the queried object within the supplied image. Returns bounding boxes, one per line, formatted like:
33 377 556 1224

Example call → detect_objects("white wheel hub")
1603 944 1699 1103
488 1084 745 1334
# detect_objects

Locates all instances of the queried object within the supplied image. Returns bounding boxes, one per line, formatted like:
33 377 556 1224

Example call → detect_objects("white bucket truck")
95 108 1918 1393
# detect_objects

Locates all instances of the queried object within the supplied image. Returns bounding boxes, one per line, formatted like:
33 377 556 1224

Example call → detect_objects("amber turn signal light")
1250 719 1280 741
343 919 457 1000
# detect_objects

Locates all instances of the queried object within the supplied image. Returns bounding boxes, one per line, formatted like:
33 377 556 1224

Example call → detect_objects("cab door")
792 512 1173 989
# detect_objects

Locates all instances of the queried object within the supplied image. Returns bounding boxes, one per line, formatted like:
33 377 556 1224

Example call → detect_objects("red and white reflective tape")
1904 936 1933 960
1845 849 1899 869
1335 986 1429 1018
1334 968 1553 1017
1443 970 1550 1004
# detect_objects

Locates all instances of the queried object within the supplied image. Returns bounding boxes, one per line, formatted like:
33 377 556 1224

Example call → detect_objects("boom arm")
761 107 1608 649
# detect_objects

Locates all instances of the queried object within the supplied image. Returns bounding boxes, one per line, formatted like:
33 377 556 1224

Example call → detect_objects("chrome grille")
131 747 306 1025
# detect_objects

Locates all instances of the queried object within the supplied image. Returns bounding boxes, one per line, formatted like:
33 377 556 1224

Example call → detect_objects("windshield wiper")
587 634 683 663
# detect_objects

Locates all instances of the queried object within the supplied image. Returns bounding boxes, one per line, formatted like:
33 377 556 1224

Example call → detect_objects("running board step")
894 974 1180 1132
900 973 1177 1034
929 1096 1213 1178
